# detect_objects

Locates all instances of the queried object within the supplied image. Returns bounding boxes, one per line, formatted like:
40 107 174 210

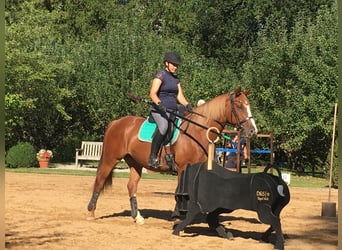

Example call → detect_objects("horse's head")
189 87 257 138
227 87 258 137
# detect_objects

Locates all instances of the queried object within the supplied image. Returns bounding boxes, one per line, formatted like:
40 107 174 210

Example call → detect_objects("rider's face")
165 62 179 73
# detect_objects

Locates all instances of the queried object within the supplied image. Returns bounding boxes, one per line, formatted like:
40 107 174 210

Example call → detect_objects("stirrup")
148 157 160 169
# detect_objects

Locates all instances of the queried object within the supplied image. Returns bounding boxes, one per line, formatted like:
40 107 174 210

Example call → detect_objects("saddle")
138 116 181 145
138 116 181 172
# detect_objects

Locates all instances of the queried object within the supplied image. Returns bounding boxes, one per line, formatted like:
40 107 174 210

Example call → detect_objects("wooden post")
328 103 337 202
208 142 214 170
236 130 241 173
255 131 274 172
270 128 274 165
246 137 251 173
222 128 229 168
206 127 220 170
321 102 337 217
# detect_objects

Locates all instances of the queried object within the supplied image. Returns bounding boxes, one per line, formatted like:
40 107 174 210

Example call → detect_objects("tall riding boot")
148 129 164 169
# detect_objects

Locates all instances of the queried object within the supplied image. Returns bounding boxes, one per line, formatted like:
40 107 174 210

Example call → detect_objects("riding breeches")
150 109 170 135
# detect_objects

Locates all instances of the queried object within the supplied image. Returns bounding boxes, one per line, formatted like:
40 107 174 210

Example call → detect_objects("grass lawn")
5 165 334 188
4 166 177 180
241 166 332 188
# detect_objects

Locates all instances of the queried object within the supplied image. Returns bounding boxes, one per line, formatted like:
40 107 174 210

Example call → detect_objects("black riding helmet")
163 51 182 65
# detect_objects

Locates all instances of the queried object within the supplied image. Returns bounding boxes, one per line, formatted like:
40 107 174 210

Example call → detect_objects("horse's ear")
235 86 242 96
243 89 250 96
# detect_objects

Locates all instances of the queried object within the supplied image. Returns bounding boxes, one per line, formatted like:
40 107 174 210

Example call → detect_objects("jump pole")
206 127 220 170
321 102 337 217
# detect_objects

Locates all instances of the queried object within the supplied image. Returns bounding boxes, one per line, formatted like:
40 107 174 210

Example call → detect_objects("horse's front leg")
127 166 144 224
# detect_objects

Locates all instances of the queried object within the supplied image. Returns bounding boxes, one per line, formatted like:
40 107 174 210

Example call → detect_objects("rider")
148 51 193 169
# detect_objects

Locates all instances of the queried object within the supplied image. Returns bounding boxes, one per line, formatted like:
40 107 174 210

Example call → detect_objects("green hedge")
6 142 37 168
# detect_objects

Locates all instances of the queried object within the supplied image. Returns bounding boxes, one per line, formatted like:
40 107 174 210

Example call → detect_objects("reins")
188 109 226 130
127 92 255 156
127 93 231 140
167 109 230 140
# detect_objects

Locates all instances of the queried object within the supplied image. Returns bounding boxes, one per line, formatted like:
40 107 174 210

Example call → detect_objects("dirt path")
5 172 338 250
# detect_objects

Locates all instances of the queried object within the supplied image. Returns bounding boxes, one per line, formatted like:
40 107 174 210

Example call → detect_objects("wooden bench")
75 141 103 168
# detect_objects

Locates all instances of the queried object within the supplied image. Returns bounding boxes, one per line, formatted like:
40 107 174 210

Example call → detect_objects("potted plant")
36 149 53 168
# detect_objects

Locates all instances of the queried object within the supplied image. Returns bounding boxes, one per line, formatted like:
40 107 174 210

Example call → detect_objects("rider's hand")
185 104 193 112
157 102 167 112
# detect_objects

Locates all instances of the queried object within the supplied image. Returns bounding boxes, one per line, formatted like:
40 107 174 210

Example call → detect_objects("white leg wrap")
134 211 145 225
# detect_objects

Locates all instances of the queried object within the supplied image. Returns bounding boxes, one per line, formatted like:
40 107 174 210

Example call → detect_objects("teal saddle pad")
138 118 181 144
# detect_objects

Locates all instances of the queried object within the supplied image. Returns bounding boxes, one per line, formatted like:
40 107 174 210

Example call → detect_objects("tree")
5 1 75 149
5 0 337 171
242 2 337 172
192 0 335 75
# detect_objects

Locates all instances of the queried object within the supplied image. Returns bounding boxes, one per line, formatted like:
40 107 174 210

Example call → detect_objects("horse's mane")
190 93 230 125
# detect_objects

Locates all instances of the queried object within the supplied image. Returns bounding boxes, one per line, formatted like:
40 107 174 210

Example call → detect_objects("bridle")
229 92 254 130
185 92 254 131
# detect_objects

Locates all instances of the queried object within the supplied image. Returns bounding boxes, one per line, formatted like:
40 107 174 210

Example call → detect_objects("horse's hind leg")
127 163 144 224
87 159 120 218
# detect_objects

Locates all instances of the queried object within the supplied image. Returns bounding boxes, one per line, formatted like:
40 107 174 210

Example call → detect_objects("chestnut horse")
87 87 258 224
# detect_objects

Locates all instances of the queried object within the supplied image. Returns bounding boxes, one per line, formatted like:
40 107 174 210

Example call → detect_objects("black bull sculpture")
173 161 290 250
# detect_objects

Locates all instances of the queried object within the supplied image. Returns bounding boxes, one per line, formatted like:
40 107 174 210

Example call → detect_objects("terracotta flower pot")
39 159 49 168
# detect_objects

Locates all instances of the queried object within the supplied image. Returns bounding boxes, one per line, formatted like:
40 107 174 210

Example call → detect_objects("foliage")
5 1 75 150
5 93 36 146
241 2 337 172
5 142 37 168
186 0 333 74
53 136 81 163
4 0 338 175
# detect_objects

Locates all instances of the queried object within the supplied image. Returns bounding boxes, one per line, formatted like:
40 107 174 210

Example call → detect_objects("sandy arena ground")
5 172 338 250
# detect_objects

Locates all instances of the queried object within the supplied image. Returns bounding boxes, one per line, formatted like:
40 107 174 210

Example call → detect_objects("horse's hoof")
135 217 144 225
87 211 96 220
134 211 145 225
